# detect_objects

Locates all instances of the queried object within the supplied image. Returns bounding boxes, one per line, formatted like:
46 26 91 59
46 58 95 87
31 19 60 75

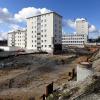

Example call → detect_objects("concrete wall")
0 46 22 51
77 64 93 82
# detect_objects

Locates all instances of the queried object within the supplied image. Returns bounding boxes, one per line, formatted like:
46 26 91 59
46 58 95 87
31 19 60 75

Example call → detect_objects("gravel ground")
0 54 83 100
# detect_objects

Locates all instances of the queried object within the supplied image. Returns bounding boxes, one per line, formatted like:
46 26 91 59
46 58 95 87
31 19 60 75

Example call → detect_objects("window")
37 43 41 45
37 23 41 25
37 33 41 35
37 38 41 40
49 45 51 47
41 40 43 42
35 40 36 42
41 25 43 27
45 45 47 47
44 19 46 22
55 24 57 27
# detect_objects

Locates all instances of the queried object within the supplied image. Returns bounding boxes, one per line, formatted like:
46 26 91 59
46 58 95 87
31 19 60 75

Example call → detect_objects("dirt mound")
47 73 100 100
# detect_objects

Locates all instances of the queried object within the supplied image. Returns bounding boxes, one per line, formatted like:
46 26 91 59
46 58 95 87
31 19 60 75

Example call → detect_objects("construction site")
0 45 99 100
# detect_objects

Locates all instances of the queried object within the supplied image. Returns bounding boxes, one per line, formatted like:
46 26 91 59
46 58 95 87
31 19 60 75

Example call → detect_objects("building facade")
77 62 93 82
76 18 89 35
8 29 27 48
62 18 89 49
62 34 88 49
26 12 62 53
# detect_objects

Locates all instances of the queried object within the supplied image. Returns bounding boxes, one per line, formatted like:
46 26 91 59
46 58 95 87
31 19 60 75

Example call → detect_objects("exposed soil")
0 53 89 100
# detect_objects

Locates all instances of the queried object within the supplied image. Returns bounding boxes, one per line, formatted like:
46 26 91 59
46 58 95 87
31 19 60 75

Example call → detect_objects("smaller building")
8 29 27 48
77 62 93 82
62 34 88 49
76 18 89 35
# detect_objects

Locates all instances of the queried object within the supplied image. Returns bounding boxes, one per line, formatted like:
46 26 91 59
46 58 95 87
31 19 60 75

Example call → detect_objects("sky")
0 0 100 39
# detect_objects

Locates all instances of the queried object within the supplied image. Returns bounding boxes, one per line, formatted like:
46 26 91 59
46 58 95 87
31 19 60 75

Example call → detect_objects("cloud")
0 31 7 40
0 7 21 40
66 19 76 29
0 8 17 24
89 25 98 33
76 18 86 21
65 18 99 33
14 7 51 22
0 7 51 40
9 24 23 30
0 7 51 24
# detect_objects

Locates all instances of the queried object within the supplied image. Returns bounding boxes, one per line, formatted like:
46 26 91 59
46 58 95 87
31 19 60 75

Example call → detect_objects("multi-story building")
8 29 27 48
62 34 88 49
62 18 89 49
76 18 89 35
26 12 62 53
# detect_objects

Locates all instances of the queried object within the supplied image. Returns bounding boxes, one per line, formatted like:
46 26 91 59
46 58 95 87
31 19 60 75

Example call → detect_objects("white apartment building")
26 12 62 53
76 18 88 35
62 18 89 49
62 34 88 49
8 29 27 48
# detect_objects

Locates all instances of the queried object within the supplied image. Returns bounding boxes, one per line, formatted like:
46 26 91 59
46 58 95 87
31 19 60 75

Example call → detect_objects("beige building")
76 18 89 35
62 34 88 49
26 12 62 53
8 29 27 48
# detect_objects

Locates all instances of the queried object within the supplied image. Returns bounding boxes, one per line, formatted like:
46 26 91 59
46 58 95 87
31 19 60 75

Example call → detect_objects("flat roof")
26 11 62 19
8 29 27 34
78 62 92 69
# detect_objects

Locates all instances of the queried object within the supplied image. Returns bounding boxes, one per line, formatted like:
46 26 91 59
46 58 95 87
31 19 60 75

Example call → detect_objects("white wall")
0 46 21 51
26 12 62 53
76 19 88 35
8 30 27 48
77 64 93 82
62 34 88 49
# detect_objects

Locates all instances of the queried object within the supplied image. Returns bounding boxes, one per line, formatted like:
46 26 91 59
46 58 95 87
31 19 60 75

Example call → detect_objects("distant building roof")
8 29 27 34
